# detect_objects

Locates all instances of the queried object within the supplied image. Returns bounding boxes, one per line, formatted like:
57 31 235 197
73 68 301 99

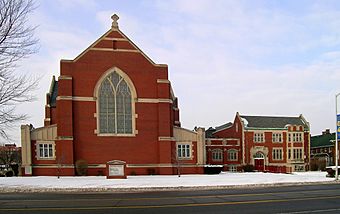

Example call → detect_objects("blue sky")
11 0 340 143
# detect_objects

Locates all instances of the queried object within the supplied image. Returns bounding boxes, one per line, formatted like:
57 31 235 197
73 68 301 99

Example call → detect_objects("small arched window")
228 149 238 161
212 149 223 161
98 71 132 134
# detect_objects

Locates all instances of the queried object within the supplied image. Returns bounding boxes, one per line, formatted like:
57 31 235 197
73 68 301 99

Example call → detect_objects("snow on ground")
0 171 334 191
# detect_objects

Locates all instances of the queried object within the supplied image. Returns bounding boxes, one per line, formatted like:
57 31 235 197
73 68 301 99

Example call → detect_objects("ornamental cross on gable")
111 14 119 29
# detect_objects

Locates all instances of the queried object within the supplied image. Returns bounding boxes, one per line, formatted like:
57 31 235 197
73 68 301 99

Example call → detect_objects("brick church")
20 15 310 176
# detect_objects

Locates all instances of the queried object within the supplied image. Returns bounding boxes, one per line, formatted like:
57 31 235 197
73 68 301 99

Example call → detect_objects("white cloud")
10 0 340 144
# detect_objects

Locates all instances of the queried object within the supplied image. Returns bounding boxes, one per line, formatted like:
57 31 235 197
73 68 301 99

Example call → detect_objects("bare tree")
0 144 21 175
56 153 65 179
171 144 182 177
0 0 38 140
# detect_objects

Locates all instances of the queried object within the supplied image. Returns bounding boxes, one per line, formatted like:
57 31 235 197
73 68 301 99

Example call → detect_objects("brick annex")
20 15 311 176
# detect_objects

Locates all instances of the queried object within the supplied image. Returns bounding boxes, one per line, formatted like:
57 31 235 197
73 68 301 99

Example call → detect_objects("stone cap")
111 14 119 29
107 160 126 165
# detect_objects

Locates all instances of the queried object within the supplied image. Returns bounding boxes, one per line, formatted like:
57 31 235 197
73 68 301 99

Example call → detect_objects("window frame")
253 132 265 143
272 148 283 160
95 67 137 137
272 132 283 143
177 143 192 159
227 149 238 161
212 149 223 161
229 165 237 172
36 141 55 160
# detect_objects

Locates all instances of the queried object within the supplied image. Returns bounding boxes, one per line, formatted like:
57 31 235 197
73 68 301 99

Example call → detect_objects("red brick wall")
30 28 198 176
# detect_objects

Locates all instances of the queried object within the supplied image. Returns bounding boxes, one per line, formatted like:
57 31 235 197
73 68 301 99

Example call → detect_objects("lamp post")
335 93 340 181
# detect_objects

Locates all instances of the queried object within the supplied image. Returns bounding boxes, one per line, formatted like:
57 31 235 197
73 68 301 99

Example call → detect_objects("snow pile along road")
0 171 334 192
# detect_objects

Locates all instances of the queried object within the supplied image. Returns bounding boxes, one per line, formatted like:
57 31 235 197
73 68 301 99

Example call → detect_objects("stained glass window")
98 71 133 134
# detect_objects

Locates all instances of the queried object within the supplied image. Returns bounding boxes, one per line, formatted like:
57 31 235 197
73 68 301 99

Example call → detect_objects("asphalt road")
1 183 340 214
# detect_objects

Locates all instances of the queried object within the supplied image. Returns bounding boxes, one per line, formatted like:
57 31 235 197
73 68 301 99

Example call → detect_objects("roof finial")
111 14 119 29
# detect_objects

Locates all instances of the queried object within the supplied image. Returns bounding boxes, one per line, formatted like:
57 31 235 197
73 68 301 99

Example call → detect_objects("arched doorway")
254 152 265 172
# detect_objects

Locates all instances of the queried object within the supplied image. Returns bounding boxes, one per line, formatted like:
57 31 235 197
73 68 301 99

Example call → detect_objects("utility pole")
335 93 340 181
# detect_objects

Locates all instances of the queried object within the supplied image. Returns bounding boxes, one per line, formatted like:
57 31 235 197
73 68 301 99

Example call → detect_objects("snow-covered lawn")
0 171 334 191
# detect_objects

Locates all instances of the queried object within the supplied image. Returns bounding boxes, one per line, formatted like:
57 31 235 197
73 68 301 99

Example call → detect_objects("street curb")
0 181 338 193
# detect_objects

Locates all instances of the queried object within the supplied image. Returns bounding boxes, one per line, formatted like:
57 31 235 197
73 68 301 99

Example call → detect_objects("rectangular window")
293 148 303 160
288 149 291 159
289 132 303 143
37 143 54 159
272 148 283 160
177 144 191 159
229 165 237 172
254 133 264 143
228 150 238 161
272 133 282 143
294 165 304 171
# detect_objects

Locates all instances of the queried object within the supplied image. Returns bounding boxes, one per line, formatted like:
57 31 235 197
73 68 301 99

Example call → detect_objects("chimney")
322 129 330 135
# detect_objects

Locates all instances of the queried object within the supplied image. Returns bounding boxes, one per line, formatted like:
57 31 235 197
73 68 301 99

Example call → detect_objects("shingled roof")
215 122 233 132
240 115 309 129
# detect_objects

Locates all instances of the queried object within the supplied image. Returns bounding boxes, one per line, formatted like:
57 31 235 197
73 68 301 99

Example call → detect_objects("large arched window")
98 71 132 134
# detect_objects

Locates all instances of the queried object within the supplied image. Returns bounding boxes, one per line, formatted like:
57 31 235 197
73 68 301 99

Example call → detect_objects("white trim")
57 136 74 140
158 136 176 141
35 141 56 160
94 67 137 136
102 38 128 41
90 48 140 53
137 98 173 104
157 79 170 84
58 75 72 80
32 164 74 168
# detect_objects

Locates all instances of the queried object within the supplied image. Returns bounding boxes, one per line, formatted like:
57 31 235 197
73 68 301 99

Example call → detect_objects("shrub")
97 170 104 176
5 170 14 177
75 160 88 176
243 164 255 172
147 168 156 175
10 164 19 176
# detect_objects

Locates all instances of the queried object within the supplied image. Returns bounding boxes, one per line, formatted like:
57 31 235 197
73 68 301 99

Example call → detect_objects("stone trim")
90 48 139 53
56 96 96 101
102 37 127 41
32 164 75 168
57 136 74 141
137 98 173 104
157 79 170 84
58 75 72 80
158 136 176 141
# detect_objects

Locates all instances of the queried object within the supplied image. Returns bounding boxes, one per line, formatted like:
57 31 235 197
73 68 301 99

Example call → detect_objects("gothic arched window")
98 71 133 134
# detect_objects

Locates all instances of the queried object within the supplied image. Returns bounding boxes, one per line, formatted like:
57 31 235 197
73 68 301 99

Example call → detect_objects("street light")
335 93 340 181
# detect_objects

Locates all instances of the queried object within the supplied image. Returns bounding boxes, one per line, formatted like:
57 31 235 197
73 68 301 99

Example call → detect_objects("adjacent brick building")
206 113 311 173
310 129 336 170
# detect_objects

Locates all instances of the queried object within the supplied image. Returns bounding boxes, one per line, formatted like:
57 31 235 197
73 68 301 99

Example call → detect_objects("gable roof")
311 133 335 148
215 122 233 132
61 14 167 68
205 127 216 138
240 115 309 130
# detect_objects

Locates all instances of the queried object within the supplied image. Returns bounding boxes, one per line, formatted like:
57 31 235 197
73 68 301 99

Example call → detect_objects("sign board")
338 115 340 140
25 166 32 175
109 165 124 176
